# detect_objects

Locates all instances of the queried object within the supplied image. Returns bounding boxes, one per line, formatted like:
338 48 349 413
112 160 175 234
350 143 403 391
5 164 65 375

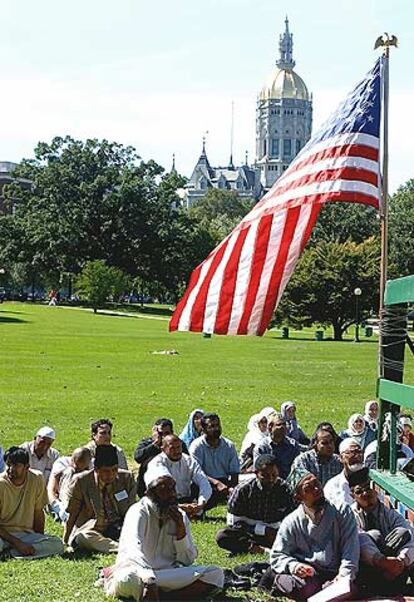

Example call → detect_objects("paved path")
57 305 170 321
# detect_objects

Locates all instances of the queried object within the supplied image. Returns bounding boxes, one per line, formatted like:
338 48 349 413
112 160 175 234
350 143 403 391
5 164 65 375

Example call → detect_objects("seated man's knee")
366 528 383 545
258 567 276 592
46 536 64 556
73 532 93 551
113 569 143 600
386 526 411 550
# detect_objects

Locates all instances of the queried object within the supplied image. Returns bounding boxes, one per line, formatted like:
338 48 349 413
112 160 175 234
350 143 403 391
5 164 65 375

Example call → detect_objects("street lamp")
354 287 362 342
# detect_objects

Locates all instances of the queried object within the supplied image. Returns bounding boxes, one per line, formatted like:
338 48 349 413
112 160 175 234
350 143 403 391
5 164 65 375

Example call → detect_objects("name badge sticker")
114 489 128 502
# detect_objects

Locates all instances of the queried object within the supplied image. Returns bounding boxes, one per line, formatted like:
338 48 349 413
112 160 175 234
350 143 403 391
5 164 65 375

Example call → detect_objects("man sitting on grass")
216 454 295 555
349 467 414 595
254 412 299 479
0 447 64 559
189 413 239 509
102 466 224 601
64 444 136 553
324 438 364 507
85 418 128 469
290 427 342 486
20 426 59 484
48 447 92 523
134 418 189 498
259 469 359 600
147 434 211 518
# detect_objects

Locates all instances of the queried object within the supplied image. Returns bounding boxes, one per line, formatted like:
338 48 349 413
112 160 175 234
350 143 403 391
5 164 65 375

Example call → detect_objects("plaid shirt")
291 449 342 486
227 477 296 532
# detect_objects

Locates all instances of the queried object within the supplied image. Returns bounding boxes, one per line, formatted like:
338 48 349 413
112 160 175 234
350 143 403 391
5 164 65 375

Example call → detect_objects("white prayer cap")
339 437 361 454
36 426 56 440
144 464 173 489
399 416 412 428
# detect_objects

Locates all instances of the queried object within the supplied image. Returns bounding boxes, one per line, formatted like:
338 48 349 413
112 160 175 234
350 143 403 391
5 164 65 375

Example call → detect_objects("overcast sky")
0 0 412 192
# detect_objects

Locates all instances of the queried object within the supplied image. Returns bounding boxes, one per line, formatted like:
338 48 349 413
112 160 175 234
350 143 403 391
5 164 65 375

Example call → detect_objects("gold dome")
260 68 309 102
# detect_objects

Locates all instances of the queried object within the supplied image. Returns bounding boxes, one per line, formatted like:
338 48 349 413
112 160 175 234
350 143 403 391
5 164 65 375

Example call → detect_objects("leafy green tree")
76 260 128 313
0 136 206 298
275 237 381 340
310 202 379 245
189 189 254 244
389 179 414 276
2 136 159 281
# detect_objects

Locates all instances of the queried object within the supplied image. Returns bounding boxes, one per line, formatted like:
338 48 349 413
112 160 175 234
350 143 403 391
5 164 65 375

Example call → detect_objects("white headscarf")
240 406 276 455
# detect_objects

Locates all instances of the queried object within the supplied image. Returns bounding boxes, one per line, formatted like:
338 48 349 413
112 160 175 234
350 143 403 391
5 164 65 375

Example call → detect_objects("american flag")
170 58 382 336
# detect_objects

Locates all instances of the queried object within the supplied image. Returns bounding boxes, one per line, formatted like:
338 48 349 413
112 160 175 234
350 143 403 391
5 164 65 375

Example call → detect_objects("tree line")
0 135 413 338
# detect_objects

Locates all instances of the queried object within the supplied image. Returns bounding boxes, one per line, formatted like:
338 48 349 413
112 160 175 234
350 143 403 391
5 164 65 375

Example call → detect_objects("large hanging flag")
170 59 382 336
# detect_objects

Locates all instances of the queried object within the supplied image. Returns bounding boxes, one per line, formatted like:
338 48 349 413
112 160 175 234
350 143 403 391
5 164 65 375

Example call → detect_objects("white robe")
104 498 223 601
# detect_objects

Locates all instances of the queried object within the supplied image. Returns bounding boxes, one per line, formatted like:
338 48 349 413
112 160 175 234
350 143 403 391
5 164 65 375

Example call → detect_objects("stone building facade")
184 18 313 206
255 17 312 190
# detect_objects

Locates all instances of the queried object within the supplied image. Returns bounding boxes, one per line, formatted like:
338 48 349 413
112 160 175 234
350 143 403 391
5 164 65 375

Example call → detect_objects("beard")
153 497 177 518
347 463 365 473
310 494 326 511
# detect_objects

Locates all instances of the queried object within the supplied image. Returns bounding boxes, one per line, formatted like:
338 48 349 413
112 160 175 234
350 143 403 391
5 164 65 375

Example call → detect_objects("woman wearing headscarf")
363 400 379 432
339 413 376 451
239 406 275 473
179 409 204 449
280 402 309 447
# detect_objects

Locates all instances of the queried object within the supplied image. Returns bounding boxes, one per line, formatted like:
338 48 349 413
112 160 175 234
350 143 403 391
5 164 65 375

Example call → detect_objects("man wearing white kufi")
324 438 364 507
103 464 224 601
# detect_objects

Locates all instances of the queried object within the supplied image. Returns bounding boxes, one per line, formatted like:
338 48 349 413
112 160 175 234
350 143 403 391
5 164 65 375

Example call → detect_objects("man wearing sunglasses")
349 467 414 595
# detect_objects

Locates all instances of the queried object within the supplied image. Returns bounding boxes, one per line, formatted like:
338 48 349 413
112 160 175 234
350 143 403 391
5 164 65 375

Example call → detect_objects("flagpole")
375 33 399 470
376 33 397 378
379 45 389 325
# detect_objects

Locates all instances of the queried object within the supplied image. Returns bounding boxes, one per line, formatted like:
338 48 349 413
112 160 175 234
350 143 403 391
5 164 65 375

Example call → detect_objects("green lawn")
0 302 410 601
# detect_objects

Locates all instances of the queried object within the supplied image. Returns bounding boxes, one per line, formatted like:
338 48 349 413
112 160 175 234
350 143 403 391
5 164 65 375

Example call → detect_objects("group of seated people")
1 403 414 601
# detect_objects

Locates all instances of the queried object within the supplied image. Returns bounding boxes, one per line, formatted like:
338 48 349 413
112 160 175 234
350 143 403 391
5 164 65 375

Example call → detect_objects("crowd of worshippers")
2 403 414 600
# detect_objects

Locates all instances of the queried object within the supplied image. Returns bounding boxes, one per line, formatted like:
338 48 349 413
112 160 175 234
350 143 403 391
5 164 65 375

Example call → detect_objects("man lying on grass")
0 446 63 559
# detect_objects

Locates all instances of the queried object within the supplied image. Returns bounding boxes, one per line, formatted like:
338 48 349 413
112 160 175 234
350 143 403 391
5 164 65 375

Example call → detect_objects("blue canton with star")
311 58 381 145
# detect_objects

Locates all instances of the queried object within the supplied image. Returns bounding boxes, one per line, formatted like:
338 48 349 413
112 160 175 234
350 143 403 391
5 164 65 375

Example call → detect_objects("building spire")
228 101 235 169
171 153 177 174
276 16 295 70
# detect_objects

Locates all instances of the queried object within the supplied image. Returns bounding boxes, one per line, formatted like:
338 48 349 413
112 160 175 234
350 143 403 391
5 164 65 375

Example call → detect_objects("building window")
296 139 301 154
199 179 207 190
263 140 267 156
283 139 292 158
236 181 242 189
271 138 279 158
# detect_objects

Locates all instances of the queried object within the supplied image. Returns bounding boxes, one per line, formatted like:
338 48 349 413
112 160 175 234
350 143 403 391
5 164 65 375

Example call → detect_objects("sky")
0 0 412 192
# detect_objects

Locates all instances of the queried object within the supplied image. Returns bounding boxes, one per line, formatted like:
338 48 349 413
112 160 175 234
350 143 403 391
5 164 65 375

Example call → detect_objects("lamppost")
354 287 362 342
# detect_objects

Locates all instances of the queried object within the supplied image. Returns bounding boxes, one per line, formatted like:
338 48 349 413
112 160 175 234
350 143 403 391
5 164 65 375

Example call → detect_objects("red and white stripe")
170 131 380 336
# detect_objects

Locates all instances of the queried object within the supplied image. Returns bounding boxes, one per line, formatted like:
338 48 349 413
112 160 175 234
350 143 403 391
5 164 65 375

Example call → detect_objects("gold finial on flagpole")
374 33 398 51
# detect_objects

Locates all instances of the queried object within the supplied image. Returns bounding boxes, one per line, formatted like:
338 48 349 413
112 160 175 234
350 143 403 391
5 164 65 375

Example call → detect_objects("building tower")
256 18 312 190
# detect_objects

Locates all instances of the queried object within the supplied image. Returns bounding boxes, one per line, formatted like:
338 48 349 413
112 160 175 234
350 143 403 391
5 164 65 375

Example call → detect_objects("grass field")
0 302 411 601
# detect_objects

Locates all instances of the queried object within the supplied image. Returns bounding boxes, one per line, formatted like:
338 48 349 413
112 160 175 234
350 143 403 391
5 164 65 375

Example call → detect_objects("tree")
310 202 379 245
275 237 381 340
188 189 254 244
2 136 158 282
389 179 414 277
76 260 129 313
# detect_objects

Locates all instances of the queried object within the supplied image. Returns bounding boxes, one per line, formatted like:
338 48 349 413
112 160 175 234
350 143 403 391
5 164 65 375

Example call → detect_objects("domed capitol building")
185 18 313 207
